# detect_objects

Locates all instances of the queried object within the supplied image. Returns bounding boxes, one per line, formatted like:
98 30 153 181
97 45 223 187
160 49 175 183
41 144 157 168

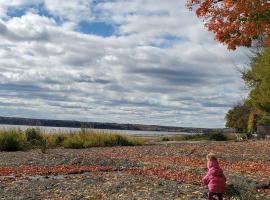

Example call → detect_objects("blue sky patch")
164 35 182 42
150 35 185 48
37 3 62 24
7 6 28 18
77 21 115 37
6 3 62 25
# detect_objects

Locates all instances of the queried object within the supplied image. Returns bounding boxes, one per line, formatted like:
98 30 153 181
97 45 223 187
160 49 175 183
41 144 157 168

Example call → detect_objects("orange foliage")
0 165 201 184
0 165 117 176
0 141 269 196
187 0 270 50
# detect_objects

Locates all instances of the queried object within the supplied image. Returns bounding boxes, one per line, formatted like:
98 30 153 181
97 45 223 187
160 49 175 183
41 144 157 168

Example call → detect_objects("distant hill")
0 116 233 133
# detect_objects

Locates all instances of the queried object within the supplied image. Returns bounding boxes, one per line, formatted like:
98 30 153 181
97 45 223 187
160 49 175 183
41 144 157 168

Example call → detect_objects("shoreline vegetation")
0 128 147 152
160 132 235 142
0 127 241 152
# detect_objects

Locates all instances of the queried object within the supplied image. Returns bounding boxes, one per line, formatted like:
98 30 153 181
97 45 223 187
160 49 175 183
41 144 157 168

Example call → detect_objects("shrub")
161 137 170 141
114 134 133 146
0 130 24 151
208 132 227 141
63 134 85 149
48 134 66 146
40 139 48 154
25 128 43 145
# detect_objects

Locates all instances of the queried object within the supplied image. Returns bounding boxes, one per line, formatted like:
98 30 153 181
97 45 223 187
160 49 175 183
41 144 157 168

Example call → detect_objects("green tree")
225 102 251 133
243 47 270 112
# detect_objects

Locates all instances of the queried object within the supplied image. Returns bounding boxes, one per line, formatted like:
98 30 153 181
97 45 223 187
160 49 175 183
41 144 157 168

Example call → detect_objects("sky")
0 0 250 128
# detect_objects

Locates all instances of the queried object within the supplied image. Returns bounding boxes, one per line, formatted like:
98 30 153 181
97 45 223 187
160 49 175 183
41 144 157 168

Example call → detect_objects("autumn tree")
225 102 251 133
187 0 270 50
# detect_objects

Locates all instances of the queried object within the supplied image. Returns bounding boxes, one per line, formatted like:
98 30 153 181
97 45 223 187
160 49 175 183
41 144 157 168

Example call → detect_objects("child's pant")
208 192 223 200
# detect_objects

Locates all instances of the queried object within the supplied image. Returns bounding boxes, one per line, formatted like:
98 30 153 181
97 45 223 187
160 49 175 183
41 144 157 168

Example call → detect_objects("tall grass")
49 131 139 148
47 129 145 148
0 128 146 151
0 129 25 151
161 132 233 142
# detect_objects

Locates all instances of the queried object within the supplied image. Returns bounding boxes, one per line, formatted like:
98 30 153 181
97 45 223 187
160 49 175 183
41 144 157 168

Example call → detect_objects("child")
203 153 226 200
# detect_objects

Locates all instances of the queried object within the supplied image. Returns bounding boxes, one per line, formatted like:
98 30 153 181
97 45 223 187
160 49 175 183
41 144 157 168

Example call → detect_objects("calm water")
0 124 193 136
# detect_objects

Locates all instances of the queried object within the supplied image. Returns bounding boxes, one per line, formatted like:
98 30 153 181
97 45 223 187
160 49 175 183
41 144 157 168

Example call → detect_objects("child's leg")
217 193 223 200
208 192 214 200
208 192 223 200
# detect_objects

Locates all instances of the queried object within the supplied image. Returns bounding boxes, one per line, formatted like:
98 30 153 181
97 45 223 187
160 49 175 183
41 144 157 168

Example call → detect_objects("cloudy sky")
0 0 250 128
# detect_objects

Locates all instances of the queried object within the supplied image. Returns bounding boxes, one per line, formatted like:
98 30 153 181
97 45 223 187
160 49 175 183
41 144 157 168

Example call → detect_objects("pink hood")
203 160 226 193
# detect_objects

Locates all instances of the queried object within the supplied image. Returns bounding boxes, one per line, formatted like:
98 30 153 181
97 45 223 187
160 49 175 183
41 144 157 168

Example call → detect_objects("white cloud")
0 1 250 128
44 0 93 23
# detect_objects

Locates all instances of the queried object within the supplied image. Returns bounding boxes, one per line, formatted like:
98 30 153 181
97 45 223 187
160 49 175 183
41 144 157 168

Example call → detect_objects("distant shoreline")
0 116 233 133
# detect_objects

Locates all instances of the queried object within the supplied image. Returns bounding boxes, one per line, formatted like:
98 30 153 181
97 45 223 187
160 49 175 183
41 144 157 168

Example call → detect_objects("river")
0 124 195 136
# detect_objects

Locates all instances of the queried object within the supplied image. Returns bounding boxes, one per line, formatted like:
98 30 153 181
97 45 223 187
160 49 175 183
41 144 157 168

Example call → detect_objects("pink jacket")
203 160 226 193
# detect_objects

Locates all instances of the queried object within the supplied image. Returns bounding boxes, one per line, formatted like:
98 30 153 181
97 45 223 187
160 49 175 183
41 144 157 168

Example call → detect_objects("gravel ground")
0 141 269 200
0 172 206 200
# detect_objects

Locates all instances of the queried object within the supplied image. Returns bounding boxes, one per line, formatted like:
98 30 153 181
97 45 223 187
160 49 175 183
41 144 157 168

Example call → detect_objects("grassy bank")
161 132 236 142
0 128 146 151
